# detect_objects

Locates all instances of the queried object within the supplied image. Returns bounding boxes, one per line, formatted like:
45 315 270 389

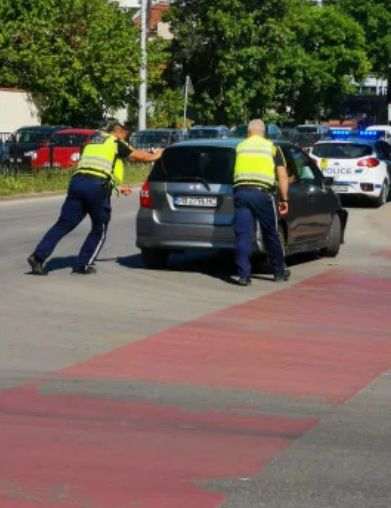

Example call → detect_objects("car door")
278 144 310 246
375 141 391 180
286 145 332 242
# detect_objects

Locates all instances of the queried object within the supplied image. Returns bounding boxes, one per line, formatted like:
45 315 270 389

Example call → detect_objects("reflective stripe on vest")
233 135 276 188
76 134 117 181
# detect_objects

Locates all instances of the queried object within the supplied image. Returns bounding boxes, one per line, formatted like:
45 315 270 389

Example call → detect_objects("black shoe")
71 266 97 275
274 269 291 282
237 277 252 286
27 254 48 276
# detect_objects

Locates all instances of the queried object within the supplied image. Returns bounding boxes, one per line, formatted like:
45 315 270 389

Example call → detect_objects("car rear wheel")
374 180 389 207
141 248 169 269
321 214 342 257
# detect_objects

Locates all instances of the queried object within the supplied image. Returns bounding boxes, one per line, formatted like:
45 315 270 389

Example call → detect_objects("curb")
0 190 66 202
0 184 142 203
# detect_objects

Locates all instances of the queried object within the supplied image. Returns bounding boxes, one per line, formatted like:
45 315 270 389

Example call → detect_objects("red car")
32 128 98 170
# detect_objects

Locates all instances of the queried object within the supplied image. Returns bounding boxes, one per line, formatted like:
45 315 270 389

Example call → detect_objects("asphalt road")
1 193 391 508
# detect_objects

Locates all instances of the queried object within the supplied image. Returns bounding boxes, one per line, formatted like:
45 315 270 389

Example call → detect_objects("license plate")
331 185 349 193
174 195 218 207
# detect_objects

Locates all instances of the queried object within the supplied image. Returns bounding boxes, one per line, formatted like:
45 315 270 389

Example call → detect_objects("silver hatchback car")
136 139 347 268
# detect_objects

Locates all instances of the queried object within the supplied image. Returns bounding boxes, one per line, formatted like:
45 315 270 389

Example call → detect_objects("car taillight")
357 157 379 168
140 180 153 208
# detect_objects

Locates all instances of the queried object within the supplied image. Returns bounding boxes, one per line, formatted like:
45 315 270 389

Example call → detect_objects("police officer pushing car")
233 119 290 286
28 122 162 276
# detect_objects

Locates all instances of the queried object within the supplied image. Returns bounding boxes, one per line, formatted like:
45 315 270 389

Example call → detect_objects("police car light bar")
329 129 385 140
360 130 385 139
329 129 352 139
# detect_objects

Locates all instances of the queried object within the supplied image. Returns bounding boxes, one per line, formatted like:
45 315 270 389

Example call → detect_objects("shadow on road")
116 249 321 283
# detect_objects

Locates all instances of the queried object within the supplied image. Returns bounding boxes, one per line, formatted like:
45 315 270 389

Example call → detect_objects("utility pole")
138 0 148 130
183 75 189 133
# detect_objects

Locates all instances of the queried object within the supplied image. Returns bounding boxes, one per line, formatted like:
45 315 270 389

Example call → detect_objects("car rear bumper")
332 181 385 198
136 209 237 250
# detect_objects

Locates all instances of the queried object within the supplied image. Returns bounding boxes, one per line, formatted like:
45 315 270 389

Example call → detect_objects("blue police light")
329 129 352 140
360 130 385 139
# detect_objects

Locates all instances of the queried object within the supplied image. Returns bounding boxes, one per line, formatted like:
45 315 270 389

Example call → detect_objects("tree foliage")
0 0 140 125
167 0 369 123
276 3 370 122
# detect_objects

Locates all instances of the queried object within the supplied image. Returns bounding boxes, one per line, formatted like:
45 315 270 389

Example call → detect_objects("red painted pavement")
0 383 315 507
62 270 391 403
2 268 391 507
374 248 391 259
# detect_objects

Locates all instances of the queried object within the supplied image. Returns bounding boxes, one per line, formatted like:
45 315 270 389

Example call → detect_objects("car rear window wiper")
172 176 211 191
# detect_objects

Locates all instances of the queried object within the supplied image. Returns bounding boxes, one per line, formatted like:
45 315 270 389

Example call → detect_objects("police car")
310 130 391 206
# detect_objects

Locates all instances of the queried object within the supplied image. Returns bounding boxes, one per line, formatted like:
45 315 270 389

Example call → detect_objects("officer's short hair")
106 122 128 134
248 119 265 136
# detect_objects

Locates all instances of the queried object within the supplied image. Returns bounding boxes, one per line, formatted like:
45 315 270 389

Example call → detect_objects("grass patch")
0 163 151 197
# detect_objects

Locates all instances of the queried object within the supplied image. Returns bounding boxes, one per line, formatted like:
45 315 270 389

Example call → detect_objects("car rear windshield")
149 146 235 184
312 143 373 159
50 134 87 147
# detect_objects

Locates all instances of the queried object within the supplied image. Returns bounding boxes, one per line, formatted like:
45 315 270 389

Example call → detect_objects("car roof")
16 125 68 131
165 138 292 149
53 128 98 135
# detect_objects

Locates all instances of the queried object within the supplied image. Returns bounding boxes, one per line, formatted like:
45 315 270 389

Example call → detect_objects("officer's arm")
130 149 163 163
276 165 289 202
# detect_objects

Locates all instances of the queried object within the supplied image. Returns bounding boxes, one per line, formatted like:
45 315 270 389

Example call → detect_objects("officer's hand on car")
119 185 132 196
279 200 289 215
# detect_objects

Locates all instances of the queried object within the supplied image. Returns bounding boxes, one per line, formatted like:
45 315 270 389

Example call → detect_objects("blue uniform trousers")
34 174 111 268
234 186 285 279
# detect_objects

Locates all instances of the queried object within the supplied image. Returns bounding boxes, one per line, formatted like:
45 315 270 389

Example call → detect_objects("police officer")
27 122 162 276
233 119 290 286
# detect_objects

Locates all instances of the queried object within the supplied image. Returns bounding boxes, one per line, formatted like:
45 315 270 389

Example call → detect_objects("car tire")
141 248 169 269
374 180 389 207
321 214 342 258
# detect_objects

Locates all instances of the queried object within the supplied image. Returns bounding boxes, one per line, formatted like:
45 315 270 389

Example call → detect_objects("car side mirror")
323 176 334 186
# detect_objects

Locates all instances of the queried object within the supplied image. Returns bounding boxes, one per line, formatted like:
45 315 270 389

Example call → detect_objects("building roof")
133 1 169 32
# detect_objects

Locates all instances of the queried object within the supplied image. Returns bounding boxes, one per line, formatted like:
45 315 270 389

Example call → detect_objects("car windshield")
50 134 87 147
189 129 220 139
150 146 235 184
17 130 51 143
312 143 373 159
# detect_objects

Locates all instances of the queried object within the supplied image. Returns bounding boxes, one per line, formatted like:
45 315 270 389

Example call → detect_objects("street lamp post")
138 0 148 130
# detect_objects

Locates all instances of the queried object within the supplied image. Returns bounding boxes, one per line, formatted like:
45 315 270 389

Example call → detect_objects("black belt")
234 184 275 194
73 172 108 181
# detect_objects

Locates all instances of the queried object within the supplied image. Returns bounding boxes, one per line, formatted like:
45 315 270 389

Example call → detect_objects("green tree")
166 0 369 124
276 3 370 122
332 0 391 101
167 0 295 125
0 0 140 125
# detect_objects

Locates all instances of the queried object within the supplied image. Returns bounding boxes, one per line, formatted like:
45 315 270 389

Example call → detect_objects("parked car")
136 138 348 269
310 131 391 206
31 128 99 169
295 124 330 136
188 125 232 139
130 129 186 150
231 123 282 139
365 125 391 141
7 125 69 169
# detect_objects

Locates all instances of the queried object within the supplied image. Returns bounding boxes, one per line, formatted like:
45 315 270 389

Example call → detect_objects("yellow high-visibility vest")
233 135 276 189
75 133 123 186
